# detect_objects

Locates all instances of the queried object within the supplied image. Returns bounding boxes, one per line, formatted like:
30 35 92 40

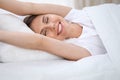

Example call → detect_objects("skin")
0 0 91 60
30 14 83 40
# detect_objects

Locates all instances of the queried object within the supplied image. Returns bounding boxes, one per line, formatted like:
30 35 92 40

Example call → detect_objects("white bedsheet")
0 54 119 80
0 3 120 80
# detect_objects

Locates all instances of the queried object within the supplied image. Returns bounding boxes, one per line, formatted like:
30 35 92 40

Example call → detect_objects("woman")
0 0 106 60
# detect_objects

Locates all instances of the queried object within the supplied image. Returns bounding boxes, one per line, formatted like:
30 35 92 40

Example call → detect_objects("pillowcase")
0 13 62 63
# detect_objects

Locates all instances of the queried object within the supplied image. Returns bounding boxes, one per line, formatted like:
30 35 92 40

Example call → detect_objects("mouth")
57 22 63 35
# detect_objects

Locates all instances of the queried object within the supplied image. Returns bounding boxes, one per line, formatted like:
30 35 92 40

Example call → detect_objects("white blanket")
84 4 120 67
0 4 120 80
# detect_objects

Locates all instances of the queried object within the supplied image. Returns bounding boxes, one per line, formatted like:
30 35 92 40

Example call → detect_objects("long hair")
23 15 37 28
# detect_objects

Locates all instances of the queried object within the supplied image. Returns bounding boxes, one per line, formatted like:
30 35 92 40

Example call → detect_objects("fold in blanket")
84 4 120 67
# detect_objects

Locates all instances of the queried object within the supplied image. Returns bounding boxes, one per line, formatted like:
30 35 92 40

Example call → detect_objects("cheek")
64 20 70 27
30 25 40 33
47 31 56 38
47 31 65 40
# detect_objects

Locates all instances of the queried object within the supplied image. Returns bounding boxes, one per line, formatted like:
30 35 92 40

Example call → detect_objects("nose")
46 22 55 30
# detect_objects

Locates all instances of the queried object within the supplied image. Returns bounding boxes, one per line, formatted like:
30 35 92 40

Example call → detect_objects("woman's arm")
0 30 91 61
0 0 71 17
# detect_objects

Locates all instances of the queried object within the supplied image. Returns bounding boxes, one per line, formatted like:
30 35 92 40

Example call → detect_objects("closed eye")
40 28 47 36
43 16 49 24
45 17 49 24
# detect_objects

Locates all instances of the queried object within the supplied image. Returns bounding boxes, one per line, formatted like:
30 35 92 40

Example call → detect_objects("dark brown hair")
23 15 38 27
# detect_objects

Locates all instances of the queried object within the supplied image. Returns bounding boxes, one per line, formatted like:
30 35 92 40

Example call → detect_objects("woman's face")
30 14 71 40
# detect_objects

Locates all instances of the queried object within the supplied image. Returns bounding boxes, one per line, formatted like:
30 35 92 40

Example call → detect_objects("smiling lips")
57 22 63 35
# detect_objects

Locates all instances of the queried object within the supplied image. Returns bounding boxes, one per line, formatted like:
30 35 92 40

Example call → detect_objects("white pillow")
0 14 62 63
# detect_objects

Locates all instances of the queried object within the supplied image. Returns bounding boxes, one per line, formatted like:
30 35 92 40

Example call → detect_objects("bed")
0 3 120 80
